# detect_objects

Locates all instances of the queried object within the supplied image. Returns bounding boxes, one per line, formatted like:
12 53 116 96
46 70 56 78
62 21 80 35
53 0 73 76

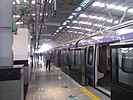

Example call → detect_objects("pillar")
0 0 13 66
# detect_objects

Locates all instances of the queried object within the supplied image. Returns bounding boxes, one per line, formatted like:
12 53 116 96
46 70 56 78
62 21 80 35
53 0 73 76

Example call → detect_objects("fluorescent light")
32 13 35 16
106 27 110 29
16 22 23 25
78 32 82 34
71 26 81 29
54 33 57 35
92 36 103 40
128 8 133 13
92 2 101 6
114 20 119 24
62 22 67 25
38 44 52 52
24 0 26 3
106 4 115 9
49 0 52 3
88 15 106 21
72 21 78 23
93 2 128 12
45 13 48 16
13 15 20 18
16 0 20 4
121 7 128 11
79 21 91 25
117 28 133 35
74 31 77 33
106 19 113 23
32 0 35 4
114 6 123 10
94 24 102 27
66 26 70 28
113 6 128 11
79 14 87 17
92 2 105 7
84 28 93 31
58 27 62 30
13 2 16 4
40 13 42 16
97 17 106 21
88 15 95 19
72 13 77 16
68 15 73 19
56 30 59 32
75 7 82 11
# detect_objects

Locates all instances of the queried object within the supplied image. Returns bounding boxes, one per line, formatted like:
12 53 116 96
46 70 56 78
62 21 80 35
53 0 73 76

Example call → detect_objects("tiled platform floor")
26 61 110 100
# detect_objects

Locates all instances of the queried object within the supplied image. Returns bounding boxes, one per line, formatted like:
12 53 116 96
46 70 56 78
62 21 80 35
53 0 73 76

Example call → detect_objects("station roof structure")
13 0 133 47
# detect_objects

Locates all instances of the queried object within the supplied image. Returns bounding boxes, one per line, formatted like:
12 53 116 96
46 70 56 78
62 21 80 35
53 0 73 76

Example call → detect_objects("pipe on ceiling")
53 0 57 16
35 0 41 48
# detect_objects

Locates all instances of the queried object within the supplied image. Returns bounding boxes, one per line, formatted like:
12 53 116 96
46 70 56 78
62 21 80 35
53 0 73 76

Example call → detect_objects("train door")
95 44 111 95
80 48 87 85
61 50 69 74
57 50 61 67
86 45 96 86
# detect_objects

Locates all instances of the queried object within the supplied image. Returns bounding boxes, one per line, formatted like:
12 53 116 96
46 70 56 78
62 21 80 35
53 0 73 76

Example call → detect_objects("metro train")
52 20 133 100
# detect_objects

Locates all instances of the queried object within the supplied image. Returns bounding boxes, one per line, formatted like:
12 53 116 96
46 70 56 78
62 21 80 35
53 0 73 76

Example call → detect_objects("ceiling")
13 0 133 47
13 0 82 47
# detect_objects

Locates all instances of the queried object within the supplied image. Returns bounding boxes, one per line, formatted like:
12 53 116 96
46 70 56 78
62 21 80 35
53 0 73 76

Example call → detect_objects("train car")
52 48 61 67
53 20 133 99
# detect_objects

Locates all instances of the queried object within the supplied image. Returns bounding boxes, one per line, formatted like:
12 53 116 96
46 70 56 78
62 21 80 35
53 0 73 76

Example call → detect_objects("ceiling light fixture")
68 15 74 19
72 21 78 23
114 20 119 24
79 21 91 25
16 22 23 25
66 26 70 28
62 22 67 25
106 19 113 23
106 4 115 9
56 30 59 32
24 0 26 3
13 2 16 4
93 2 128 12
128 8 133 13
32 0 35 4
16 0 20 4
79 14 88 17
92 2 105 7
58 27 63 30
75 7 82 11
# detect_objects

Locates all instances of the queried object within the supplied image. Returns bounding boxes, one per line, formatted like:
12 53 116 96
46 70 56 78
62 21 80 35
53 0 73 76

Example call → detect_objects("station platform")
26 60 110 100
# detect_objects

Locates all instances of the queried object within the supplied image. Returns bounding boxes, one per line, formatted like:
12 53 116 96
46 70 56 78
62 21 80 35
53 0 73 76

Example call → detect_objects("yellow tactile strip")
55 86 100 100
80 86 100 100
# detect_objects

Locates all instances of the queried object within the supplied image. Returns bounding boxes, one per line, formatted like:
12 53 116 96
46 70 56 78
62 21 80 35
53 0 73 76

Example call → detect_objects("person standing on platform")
45 51 52 71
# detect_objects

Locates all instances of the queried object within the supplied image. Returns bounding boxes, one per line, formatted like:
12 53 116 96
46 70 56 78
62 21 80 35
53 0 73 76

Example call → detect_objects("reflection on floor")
26 60 110 100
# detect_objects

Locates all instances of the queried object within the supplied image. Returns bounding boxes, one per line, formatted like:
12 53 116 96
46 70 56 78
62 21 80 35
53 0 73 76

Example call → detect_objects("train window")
69 50 74 66
111 47 133 88
75 50 81 68
88 46 93 65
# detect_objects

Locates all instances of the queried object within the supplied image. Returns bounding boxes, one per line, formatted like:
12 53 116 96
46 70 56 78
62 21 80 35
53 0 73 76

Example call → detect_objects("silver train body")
52 20 133 100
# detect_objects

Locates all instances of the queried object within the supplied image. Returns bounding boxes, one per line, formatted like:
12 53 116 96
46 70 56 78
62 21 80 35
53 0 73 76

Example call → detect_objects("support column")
0 0 13 66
